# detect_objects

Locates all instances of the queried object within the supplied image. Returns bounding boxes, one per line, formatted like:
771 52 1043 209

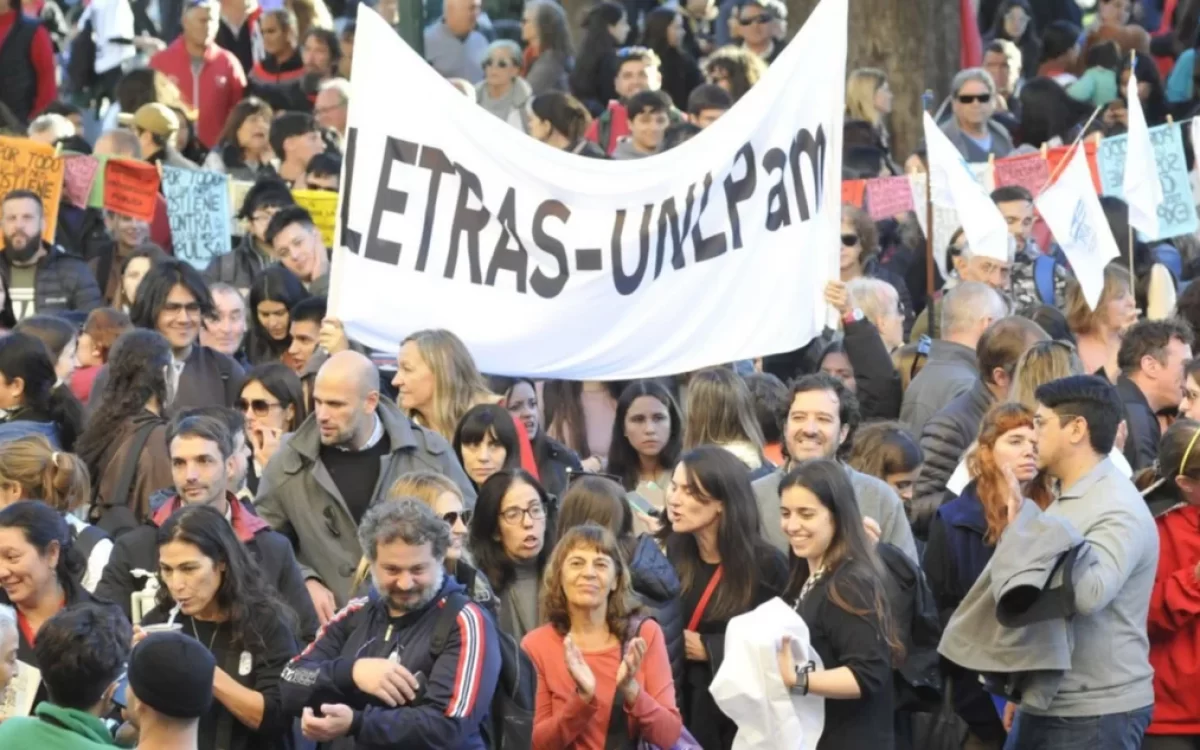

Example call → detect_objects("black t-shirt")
795 568 895 750
320 434 392 524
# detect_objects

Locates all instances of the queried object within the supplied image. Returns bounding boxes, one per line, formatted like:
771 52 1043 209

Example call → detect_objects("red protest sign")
865 176 915 220
841 179 866 207
62 155 100 209
102 159 159 222
1045 141 1101 193
993 153 1051 198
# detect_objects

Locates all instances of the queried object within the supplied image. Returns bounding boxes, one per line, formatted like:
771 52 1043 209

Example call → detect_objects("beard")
3 231 40 264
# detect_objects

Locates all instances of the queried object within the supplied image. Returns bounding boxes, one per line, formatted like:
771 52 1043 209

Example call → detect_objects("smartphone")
111 673 129 708
626 492 657 516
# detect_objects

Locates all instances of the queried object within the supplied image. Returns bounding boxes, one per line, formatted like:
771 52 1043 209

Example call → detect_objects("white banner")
330 1 847 379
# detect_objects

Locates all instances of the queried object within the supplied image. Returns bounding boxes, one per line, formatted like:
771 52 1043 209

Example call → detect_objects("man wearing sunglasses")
940 67 1014 162
733 0 783 65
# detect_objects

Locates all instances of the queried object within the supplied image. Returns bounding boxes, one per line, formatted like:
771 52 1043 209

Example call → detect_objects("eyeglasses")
483 59 514 69
499 502 546 525
841 233 859 247
738 14 772 24
442 510 473 526
957 93 992 104
237 398 282 417
162 302 202 316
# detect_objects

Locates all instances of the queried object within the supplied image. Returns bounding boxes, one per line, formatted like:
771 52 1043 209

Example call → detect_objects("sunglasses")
957 93 992 104
483 58 514 68
443 510 473 526
841 233 859 247
237 398 282 416
738 14 772 24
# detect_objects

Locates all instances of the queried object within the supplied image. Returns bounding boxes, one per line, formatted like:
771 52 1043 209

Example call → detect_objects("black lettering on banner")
762 147 791 231
610 206 651 296
414 146 455 272
446 164 489 283
364 136 418 266
486 188 529 292
530 200 570 298
789 126 827 222
691 172 726 263
655 183 697 278
723 143 757 250
340 127 361 253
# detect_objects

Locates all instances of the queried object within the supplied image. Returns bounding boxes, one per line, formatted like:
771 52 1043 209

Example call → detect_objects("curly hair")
967 402 1053 544
75 329 171 484
540 523 642 641
704 46 766 102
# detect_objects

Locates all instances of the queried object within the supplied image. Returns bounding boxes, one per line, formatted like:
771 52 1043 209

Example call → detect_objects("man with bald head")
256 350 474 621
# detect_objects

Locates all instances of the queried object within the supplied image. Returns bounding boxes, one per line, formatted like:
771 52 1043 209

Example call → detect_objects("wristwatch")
790 660 816 696
842 308 865 326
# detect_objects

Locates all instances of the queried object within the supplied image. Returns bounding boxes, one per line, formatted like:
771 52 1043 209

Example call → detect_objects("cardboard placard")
102 159 160 223
161 166 232 270
0 660 40 720
841 179 866 208
292 189 338 247
1096 123 1198 240
865 175 915 220
993 153 1051 197
62 155 101 209
0 136 65 243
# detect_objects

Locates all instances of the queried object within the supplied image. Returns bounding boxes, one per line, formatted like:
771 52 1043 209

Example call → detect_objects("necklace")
191 617 222 652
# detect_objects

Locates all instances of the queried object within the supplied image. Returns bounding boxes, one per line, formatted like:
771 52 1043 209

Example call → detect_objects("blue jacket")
280 575 500 750
0 418 60 447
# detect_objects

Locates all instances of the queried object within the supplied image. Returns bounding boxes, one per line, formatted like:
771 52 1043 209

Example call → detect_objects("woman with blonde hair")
391 329 496 440
522 523 683 748
350 471 495 607
1066 264 1137 382
682 368 769 479
924 402 1053 747
0 435 110 592
1008 340 1085 409
845 67 894 157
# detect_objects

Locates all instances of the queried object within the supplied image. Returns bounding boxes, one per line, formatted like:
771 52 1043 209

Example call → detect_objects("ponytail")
40 450 92 515
46 384 85 452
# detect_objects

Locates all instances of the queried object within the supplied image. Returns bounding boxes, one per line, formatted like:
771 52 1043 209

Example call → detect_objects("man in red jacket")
0 0 56 129
150 0 246 150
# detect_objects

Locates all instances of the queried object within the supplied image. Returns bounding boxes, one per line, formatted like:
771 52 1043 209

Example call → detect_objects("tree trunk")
784 0 962 160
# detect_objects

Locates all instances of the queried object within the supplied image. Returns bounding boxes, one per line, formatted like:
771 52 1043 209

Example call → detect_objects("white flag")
922 112 1011 262
1036 145 1119 310
1123 62 1162 238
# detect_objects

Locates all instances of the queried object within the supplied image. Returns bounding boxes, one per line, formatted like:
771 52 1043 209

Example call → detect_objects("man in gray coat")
940 67 1014 163
752 373 917 561
256 351 475 622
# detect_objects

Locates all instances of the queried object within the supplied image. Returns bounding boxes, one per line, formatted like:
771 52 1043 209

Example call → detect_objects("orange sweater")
522 619 682 750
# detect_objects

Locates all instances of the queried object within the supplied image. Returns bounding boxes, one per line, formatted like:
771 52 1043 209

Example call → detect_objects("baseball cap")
118 103 180 137
128 631 216 719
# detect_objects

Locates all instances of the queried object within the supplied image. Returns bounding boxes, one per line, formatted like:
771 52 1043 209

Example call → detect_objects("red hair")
967 402 1053 544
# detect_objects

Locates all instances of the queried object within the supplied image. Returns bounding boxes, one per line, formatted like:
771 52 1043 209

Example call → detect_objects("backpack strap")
1034 254 1057 304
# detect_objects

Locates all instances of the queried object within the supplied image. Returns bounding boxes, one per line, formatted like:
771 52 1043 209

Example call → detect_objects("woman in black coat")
644 7 704 112
570 2 628 115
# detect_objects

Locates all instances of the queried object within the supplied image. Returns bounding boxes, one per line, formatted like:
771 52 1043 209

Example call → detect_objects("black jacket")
656 46 704 112
1118 374 1160 473
90 344 244 414
843 317 902 421
912 379 994 540
94 494 319 642
532 433 582 499
0 243 104 317
203 233 271 293
628 534 684 701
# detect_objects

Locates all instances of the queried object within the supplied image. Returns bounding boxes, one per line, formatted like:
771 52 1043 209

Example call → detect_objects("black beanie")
128 631 216 719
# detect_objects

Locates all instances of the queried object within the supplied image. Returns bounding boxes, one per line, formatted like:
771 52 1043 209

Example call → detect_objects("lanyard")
687 565 723 631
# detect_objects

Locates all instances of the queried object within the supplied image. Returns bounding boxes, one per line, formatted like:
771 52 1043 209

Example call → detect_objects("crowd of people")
2 0 1200 749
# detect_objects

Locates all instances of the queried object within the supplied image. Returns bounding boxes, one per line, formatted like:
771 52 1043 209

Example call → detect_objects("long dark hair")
570 2 624 97
528 92 593 142
240 362 308 432
453 404 522 488
244 265 309 365
129 259 214 332
467 469 556 593
76 330 170 479
643 7 680 61
607 380 682 492
214 97 273 167
778 459 902 657
663 446 775 621
0 500 86 602
154 505 296 651
1016 76 1092 148
0 332 85 451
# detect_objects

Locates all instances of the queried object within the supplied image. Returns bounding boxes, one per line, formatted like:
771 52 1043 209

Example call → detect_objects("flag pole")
923 90 935 304
1129 224 1135 280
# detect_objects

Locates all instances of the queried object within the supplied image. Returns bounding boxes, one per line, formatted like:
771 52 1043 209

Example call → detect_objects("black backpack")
430 592 534 750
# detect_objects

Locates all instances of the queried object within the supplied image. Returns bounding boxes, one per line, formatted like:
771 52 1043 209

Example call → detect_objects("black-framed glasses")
567 470 624 486
237 398 282 417
956 93 992 104
499 502 546 525
443 510 473 526
841 234 859 247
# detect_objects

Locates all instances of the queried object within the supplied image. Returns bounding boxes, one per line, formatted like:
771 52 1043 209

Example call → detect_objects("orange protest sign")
841 179 866 207
0 136 65 244
102 159 160 223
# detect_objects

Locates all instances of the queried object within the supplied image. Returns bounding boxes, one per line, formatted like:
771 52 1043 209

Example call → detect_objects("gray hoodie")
611 136 657 160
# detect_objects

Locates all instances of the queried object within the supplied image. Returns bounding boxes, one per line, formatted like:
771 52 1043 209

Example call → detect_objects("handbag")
604 616 704 750
910 674 969 750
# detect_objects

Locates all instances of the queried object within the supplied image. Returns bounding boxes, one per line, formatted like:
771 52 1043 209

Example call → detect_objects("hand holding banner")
0 136 65 244
161 166 232 269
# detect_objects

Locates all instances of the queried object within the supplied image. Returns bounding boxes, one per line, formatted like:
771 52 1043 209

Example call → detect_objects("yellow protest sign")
292 189 337 247
0 136 65 244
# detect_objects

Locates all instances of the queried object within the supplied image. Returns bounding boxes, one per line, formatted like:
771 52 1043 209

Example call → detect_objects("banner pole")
925 166 934 303
1129 224 1135 281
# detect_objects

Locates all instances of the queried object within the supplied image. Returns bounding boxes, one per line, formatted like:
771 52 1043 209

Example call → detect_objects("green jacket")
0 703 118 749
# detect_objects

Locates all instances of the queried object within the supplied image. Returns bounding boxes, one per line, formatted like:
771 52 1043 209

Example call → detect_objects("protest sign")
841 179 866 208
865 175 914 220
1096 123 1197 240
102 159 160 222
993 153 1050 197
0 661 40 720
1046 141 1101 193
331 2 847 378
0 136 65 243
293 189 338 247
229 178 254 235
62 155 101 209
162 166 232 269
87 154 113 208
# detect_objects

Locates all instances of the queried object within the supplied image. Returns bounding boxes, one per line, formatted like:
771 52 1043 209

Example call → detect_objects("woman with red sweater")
522 523 682 750
1137 419 1200 748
